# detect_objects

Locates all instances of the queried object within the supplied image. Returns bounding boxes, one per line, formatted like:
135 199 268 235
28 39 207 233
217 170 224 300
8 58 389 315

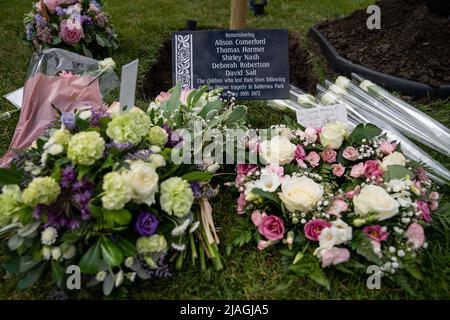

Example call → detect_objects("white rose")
47 143 64 155
360 80 374 92
329 84 346 95
320 122 347 149
79 110 92 120
255 173 281 192
331 219 352 245
126 161 159 206
318 227 339 249
149 153 166 168
278 176 323 212
381 151 406 170
99 57 116 71
259 135 296 165
335 76 350 89
353 185 399 221
321 91 338 105
298 94 316 106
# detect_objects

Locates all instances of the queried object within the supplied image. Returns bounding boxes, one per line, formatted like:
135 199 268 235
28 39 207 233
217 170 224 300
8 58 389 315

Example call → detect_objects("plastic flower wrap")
24 0 118 58
0 84 247 297
232 121 446 289
1 48 119 167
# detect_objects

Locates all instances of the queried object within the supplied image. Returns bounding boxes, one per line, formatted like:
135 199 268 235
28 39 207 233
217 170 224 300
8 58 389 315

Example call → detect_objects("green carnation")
22 177 61 207
136 234 167 255
0 185 23 226
147 126 168 147
67 131 105 166
159 177 194 217
101 172 133 210
51 129 71 147
106 109 152 144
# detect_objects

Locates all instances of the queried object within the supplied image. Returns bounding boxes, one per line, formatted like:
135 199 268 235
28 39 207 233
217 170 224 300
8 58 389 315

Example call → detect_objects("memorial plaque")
172 29 289 99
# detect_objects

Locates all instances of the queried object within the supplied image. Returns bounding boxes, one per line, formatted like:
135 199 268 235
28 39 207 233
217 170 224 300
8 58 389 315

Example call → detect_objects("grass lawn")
0 0 449 299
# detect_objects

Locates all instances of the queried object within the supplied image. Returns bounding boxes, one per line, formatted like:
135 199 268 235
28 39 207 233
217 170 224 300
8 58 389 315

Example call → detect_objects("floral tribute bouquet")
0 84 246 296
232 121 446 289
24 0 118 58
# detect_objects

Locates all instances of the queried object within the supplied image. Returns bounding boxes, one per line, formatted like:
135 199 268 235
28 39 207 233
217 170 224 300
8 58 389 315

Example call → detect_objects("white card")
119 59 139 111
4 87 24 109
296 104 348 128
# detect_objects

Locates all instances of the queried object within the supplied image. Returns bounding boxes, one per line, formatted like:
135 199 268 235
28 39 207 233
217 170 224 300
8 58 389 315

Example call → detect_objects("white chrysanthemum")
42 246 51 260
63 245 76 260
51 247 62 261
41 227 58 245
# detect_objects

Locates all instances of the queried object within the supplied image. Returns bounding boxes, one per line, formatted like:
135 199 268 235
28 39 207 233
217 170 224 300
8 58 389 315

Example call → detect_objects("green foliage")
384 165 415 181
348 123 382 145
181 171 213 182
252 188 281 206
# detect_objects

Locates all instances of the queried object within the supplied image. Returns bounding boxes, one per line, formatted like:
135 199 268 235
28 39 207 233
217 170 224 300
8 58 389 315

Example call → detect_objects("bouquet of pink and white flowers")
24 0 118 58
232 121 446 289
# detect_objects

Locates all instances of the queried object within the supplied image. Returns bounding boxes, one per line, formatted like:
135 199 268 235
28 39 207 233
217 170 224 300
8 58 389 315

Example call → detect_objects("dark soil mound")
140 31 318 100
317 0 450 87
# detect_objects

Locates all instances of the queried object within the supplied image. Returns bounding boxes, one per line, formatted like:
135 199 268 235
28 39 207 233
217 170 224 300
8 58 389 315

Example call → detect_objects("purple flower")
55 7 66 16
135 212 159 236
89 109 110 127
127 149 154 162
61 112 76 131
25 24 34 41
90 0 102 10
163 124 183 147
60 166 76 188
81 15 93 25
34 14 45 27
190 182 202 198
106 141 133 152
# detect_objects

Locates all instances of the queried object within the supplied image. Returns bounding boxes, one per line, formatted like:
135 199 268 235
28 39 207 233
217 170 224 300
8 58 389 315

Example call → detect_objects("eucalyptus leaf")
8 234 24 250
17 221 40 237
17 263 46 289
225 106 247 127
102 274 115 296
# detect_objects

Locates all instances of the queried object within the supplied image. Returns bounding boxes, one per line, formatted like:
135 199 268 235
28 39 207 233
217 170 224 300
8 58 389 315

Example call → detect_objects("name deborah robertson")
212 61 271 69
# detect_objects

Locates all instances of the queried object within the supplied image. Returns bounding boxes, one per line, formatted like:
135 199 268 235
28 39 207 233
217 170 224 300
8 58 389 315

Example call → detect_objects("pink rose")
304 127 318 144
321 149 337 163
327 199 348 217
331 164 345 177
379 139 397 155
155 89 193 105
237 193 246 214
304 219 331 241
251 210 267 227
350 162 365 178
364 160 384 180
429 192 439 211
415 167 429 182
363 225 389 242
342 146 359 161
294 144 306 161
305 151 320 167
257 240 270 250
321 247 350 268
345 186 360 200
405 223 425 249
43 0 58 14
258 215 285 241
247 137 260 153
371 240 383 258
155 91 172 103
264 164 284 177
417 200 432 222
59 18 84 46
237 164 257 175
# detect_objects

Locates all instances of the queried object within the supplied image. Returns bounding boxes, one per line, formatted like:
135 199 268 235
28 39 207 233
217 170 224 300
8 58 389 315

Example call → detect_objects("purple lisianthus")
55 7 66 16
61 112 76 131
90 109 110 127
163 124 183 147
34 14 45 27
81 15 93 25
135 212 159 236
190 182 202 198
106 141 133 152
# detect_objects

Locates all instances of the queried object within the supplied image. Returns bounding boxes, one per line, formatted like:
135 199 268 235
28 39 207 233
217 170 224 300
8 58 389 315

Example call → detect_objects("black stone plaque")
172 29 289 99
